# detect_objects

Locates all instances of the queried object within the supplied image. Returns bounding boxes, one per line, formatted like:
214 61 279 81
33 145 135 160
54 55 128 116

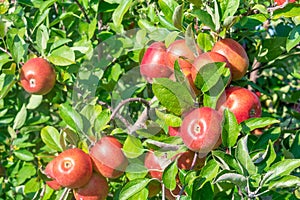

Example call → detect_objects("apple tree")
0 0 300 199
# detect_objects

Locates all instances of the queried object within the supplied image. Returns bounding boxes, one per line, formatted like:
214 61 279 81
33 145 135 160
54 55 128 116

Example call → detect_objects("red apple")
20 58 56 95
144 150 170 180
191 51 231 83
275 0 295 5
73 172 109 200
44 159 62 190
166 39 202 70
180 107 223 156
89 136 128 179
175 150 206 171
165 185 182 200
52 148 93 189
212 38 249 80
216 86 262 124
140 42 173 82
168 126 180 136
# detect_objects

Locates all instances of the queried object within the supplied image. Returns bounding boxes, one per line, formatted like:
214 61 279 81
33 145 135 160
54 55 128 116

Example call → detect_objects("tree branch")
110 97 150 121
74 0 91 23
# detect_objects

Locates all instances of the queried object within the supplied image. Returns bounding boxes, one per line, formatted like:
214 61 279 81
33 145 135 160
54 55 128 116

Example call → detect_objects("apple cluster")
140 38 262 199
44 136 128 200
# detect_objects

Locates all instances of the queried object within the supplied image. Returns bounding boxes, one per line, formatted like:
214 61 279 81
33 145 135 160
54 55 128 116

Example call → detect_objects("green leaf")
219 0 239 21
222 109 239 147
94 109 111 132
155 109 182 127
26 95 43 110
286 25 300 52
240 117 279 133
194 159 219 190
254 140 276 172
194 62 228 92
235 135 257 176
119 178 151 200
152 78 194 116
263 159 300 184
162 161 178 190
13 104 27 130
24 178 41 194
172 4 183 30
192 9 215 30
185 23 200 57
48 46 75 66
36 24 49 54
290 132 300 159
128 188 148 200
17 163 36 184
214 171 247 188
112 0 132 27
59 103 84 134
11 35 27 64
197 32 214 52
268 175 300 189
14 149 34 161
123 135 144 158
0 73 16 99
273 4 300 19
158 0 179 22
41 126 63 151
125 162 148 181
212 150 243 174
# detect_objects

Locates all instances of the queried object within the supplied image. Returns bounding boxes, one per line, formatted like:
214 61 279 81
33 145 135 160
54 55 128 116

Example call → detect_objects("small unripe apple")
44 159 62 190
191 51 231 83
20 58 56 95
216 86 262 124
52 148 93 189
89 136 128 179
212 38 249 80
140 42 173 82
73 172 109 200
180 107 223 156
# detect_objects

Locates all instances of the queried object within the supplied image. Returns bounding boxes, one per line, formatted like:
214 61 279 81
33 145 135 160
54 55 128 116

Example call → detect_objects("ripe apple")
212 38 249 80
180 107 223 156
73 172 109 200
175 150 206 171
140 42 173 82
191 51 231 83
44 159 62 190
216 86 262 123
144 150 170 180
275 0 295 5
89 136 128 179
20 58 56 95
166 39 202 70
52 148 93 189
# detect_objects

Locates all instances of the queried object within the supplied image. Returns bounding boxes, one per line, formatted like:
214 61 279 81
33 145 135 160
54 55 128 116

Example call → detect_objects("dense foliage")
0 0 300 199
